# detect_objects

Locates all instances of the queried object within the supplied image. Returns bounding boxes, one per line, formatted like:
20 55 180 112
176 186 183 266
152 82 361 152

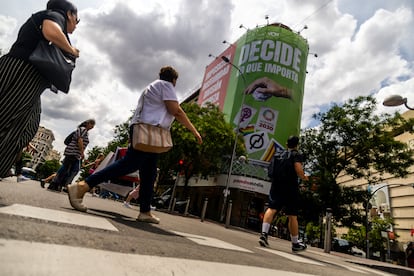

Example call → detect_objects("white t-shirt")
130 79 178 129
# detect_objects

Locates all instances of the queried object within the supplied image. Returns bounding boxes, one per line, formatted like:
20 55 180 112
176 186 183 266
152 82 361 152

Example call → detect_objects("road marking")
345 264 394 276
171 231 253 253
0 204 118 232
307 250 393 275
258 247 325 266
317 258 369 273
0 238 316 276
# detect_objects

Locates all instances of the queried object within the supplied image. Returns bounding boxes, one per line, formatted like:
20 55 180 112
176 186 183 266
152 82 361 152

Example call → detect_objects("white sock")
262 223 270 234
291 235 299 243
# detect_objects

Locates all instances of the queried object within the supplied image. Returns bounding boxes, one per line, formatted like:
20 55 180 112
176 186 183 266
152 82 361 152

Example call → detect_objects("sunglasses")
72 12 80 24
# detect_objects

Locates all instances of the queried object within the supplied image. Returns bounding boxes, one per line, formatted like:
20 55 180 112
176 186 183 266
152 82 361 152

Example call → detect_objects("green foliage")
343 226 366 250
300 96 414 227
105 121 130 153
21 151 33 164
305 221 321 243
343 216 397 258
159 103 246 187
35 159 60 179
369 217 397 254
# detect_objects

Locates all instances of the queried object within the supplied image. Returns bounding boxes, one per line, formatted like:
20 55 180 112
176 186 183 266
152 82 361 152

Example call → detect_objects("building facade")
175 22 310 230
336 110 414 252
26 126 59 169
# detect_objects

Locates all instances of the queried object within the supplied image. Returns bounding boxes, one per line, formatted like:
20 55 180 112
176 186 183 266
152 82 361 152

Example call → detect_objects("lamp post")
383 95 414 110
219 55 248 222
365 183 414 259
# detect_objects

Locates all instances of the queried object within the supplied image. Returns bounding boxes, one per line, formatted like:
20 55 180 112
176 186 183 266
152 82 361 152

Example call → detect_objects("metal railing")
220 157 270 181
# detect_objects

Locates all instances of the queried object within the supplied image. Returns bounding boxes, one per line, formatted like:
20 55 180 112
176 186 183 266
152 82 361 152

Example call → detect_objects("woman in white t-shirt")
67 66 202 224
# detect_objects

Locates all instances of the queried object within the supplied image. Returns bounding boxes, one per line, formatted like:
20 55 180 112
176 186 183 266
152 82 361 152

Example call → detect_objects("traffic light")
179 159 184 166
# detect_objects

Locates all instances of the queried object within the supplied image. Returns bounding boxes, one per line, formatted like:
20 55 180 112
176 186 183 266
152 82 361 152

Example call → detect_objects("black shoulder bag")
28 15 76 93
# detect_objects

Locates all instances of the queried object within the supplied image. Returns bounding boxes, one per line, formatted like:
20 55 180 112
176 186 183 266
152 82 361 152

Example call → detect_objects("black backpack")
64 131 76 146
268 150 294 179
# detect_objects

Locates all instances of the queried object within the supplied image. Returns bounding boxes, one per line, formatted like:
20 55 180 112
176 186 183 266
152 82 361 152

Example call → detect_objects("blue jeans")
85 146 158 213
54 156 80 186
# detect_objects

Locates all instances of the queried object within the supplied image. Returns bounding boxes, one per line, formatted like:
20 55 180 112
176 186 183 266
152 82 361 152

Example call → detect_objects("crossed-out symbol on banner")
249 133 264 150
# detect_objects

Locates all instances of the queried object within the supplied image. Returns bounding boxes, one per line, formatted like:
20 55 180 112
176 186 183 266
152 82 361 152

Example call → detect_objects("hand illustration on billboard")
245 77 292 101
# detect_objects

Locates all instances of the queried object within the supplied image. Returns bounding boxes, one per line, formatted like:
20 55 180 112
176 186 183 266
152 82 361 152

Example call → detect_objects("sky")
1 0 413 157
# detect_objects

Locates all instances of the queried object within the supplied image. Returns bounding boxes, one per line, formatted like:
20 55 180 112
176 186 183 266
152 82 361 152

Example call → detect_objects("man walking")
259 136 309 252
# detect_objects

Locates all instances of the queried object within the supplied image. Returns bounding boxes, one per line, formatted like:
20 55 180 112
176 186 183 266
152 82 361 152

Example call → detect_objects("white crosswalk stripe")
0 204 118 231
0 239 316 276
258 247 325 266
171 231 253 253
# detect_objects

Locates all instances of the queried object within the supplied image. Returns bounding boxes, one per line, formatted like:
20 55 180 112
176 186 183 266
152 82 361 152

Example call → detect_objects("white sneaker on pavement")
137 213 160 224
17 175 30 182
122 201 132 208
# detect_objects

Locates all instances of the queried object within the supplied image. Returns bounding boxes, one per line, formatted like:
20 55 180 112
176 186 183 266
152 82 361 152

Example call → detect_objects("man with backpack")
259 135 309 252
47 119 95 191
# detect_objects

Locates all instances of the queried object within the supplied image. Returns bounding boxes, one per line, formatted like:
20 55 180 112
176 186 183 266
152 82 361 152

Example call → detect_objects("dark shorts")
268 187 299 215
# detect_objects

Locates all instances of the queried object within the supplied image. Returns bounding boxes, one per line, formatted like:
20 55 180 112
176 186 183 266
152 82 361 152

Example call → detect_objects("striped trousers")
0 55 48 177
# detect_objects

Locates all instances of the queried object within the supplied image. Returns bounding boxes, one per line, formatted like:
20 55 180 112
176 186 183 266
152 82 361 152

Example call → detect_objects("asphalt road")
1 177 413 276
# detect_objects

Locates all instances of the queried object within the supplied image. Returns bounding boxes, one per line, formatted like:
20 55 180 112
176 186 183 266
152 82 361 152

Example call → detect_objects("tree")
105 121 130 153
36 159 60 180
301 96 414 228
369 217 397 261
343 225 367 250
344 216 397 260
21 151 33 165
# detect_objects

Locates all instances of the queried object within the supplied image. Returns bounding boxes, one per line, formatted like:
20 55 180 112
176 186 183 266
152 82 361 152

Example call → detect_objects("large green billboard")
199 23 309 162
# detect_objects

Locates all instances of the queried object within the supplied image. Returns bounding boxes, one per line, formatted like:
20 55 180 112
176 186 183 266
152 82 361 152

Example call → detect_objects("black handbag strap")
137 89 147 116
30 15 45 40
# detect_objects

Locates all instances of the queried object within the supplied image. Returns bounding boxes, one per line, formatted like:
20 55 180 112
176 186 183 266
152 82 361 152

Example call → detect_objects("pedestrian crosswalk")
0 238 315 276
0 203 395 275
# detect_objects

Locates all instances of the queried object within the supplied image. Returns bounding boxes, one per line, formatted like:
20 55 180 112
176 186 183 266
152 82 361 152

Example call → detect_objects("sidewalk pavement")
328 250 414 276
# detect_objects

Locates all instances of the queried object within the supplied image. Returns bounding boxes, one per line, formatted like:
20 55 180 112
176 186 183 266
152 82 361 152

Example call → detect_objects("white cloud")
1 0 413 155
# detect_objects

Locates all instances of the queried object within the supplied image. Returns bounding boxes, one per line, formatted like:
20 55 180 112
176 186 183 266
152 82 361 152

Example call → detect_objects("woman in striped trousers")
0 0 80 177
0 57 47 177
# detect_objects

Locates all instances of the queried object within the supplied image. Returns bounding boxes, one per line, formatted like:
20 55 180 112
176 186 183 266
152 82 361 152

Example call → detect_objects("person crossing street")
259 136 309 252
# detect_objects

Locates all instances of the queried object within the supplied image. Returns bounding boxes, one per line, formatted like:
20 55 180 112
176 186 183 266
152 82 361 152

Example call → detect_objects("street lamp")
219 55 248 222
365 183 414 259
383 95 414 110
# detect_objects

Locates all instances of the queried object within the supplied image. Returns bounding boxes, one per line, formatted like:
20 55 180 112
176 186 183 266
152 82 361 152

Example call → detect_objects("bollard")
184 197 190 216
225 200 232 228
324 208 332 253
201 197 208 222
170 198 177 213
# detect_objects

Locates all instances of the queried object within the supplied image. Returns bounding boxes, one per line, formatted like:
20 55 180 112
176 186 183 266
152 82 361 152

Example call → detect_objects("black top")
8 10 69 60
270 150 304 192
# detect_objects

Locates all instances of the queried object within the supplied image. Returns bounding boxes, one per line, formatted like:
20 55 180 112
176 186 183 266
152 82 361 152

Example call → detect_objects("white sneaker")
122 202 132 208
17 175 30 182
137 213 160 224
